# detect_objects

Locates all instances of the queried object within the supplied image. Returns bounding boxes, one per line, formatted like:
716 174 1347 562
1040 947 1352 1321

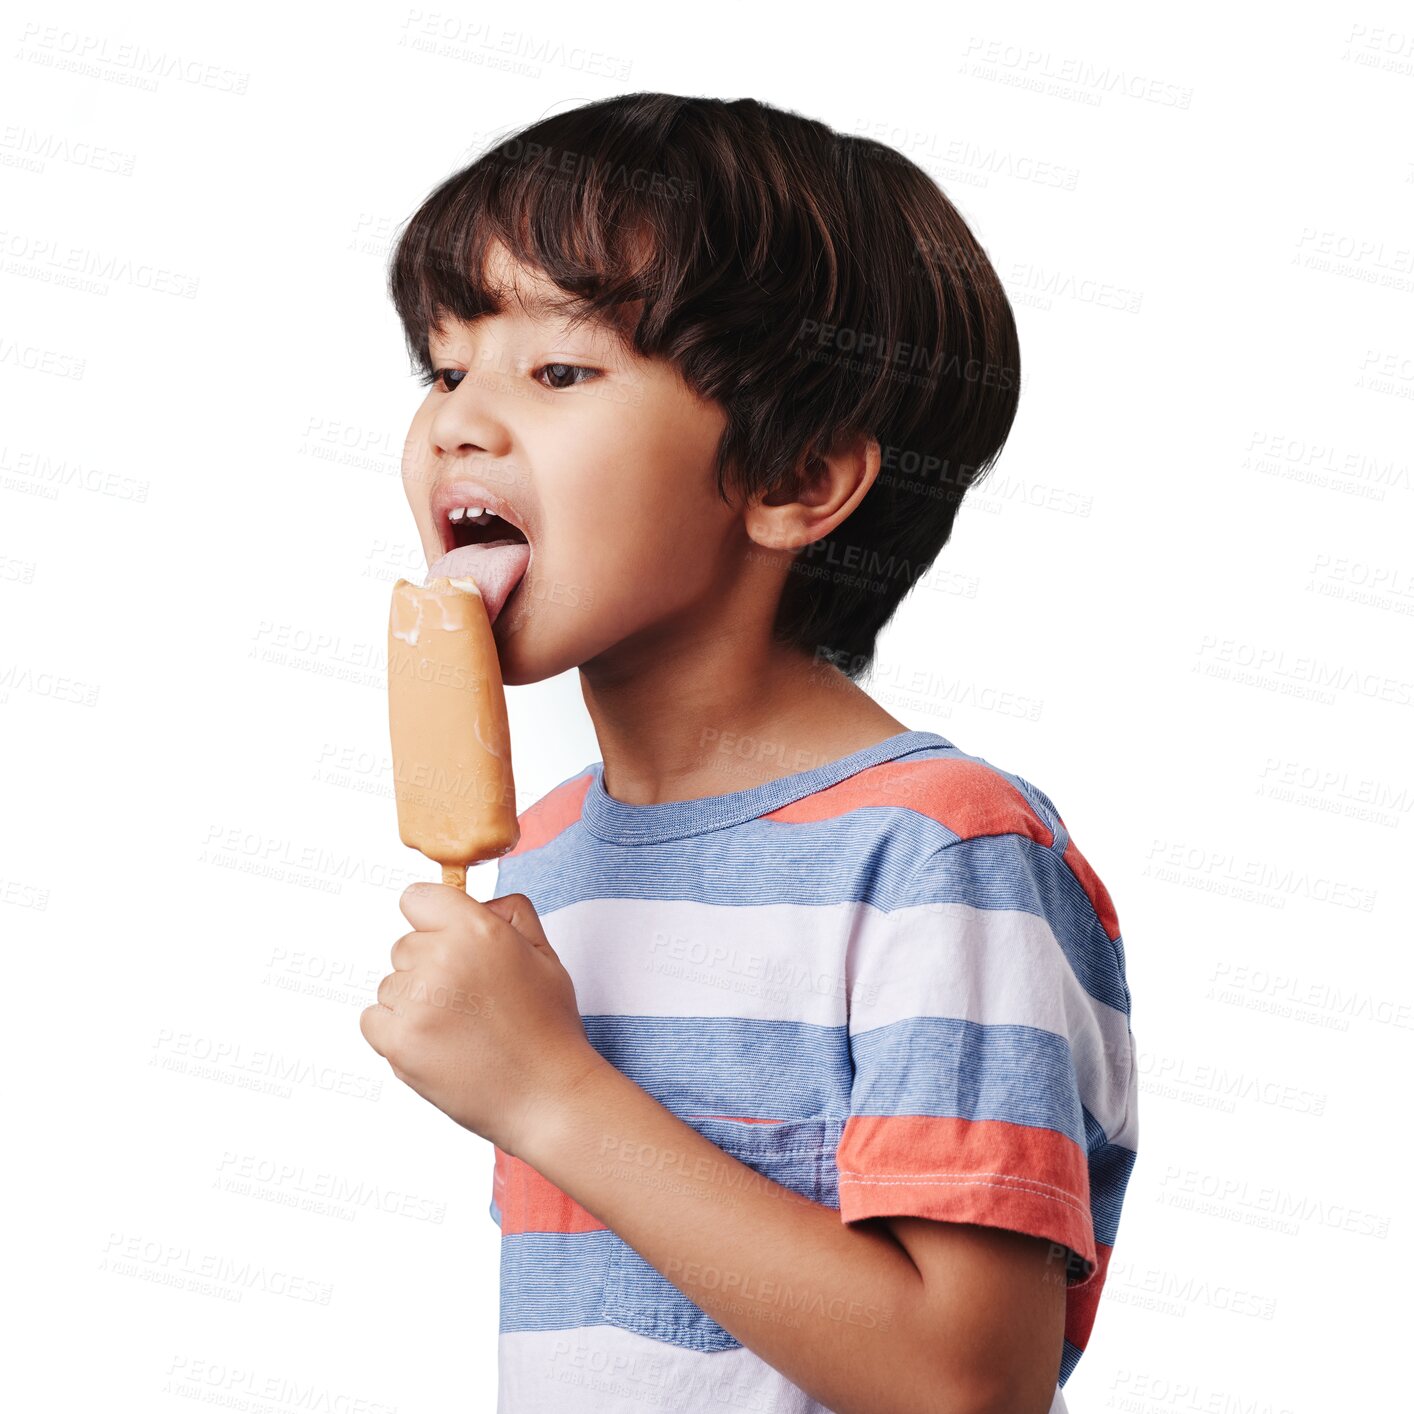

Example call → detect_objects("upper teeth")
448 506 493 524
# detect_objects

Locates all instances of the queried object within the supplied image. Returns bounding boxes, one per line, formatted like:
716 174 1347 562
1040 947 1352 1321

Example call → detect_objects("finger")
400 880 485 932
359 1002 393 1057
389 928 432 971
376 971 411 1014
483 892 555 957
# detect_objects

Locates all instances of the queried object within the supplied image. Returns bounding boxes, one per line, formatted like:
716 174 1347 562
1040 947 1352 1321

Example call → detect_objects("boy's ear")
747 433 882 552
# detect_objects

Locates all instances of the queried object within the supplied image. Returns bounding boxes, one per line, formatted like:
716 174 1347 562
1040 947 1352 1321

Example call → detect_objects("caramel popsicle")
387 576 519 889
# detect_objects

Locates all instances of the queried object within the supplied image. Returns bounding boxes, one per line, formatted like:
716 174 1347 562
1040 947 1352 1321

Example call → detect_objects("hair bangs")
389 122 690 381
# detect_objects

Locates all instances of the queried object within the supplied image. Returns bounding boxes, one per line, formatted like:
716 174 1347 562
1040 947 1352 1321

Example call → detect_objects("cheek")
400 417 424 502
401 407 439 544
526 505 641 616
401 482 435 556
556 502 715 613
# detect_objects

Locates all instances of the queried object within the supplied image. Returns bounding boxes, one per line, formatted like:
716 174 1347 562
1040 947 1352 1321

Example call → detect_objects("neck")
579 623 907 806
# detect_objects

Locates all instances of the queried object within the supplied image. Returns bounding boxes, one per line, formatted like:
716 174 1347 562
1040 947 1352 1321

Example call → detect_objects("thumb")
483 892 557 958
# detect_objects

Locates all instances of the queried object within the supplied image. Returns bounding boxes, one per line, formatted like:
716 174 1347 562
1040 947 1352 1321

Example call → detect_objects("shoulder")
767 740 1061 848
503 761 599 859
875 746 1119 943
878 746 1130 1020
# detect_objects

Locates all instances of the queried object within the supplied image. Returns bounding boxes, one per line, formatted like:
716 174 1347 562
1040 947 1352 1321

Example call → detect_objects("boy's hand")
359 882 604 1159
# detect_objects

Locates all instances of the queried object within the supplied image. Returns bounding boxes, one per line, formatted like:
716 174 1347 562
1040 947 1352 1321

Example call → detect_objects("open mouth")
427 497 534 626
444 506 530 556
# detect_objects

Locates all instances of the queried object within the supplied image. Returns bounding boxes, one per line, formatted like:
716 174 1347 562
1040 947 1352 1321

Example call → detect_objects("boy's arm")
516 1057 1067 1414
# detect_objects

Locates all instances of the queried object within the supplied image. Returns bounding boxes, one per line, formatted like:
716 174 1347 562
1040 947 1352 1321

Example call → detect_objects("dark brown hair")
388 93 1020 681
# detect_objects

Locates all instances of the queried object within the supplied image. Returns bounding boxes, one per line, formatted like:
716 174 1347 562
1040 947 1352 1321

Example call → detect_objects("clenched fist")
360 882 607 1160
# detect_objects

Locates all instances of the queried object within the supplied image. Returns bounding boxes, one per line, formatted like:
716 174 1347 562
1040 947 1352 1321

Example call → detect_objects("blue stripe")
500 1229 617 1332
581 1015 853 1119
500 808 957 910
849 1014 1087 1148
499 1228 744 1348
1088 1133 1139 1249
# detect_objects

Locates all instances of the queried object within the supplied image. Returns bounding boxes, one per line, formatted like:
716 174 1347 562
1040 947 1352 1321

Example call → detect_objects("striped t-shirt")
488 728 1138 1413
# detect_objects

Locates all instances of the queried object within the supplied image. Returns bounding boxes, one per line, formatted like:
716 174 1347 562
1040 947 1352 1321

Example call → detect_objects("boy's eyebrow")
434 291 590 339
482 292 563 323
506 291 576 321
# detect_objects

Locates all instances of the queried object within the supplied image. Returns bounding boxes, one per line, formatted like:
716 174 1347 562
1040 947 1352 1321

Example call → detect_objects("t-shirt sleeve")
836 827 1136 1287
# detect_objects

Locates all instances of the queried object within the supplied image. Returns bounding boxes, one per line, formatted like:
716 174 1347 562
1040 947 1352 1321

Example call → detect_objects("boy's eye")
419 362 600 393
535 362 600 391
422 367 466 393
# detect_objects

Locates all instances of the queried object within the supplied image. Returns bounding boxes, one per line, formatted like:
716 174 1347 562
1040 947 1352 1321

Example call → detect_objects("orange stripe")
493 1144 606 1236
1061 833 1121 941
762 756 1054 847
491 1118 785 1235
506 771 594 857
837 1114 1095 1273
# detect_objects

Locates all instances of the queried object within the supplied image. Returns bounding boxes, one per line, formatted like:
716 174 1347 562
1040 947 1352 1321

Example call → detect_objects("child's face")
402 243 752 687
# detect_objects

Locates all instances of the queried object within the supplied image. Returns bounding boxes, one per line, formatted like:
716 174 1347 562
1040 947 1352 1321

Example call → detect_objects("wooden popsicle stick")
442 863 467 892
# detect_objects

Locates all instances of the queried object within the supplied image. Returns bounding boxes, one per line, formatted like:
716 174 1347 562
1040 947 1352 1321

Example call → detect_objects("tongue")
425 541 531 624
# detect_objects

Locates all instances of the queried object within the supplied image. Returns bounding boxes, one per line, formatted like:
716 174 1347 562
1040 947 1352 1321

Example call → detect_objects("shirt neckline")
579 728 953 845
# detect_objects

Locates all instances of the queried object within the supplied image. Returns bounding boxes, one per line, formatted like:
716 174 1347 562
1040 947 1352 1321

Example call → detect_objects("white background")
5 2 1411 1409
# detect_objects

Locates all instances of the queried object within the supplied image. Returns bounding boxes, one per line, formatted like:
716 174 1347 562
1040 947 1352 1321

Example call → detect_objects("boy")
361 93 1138 1414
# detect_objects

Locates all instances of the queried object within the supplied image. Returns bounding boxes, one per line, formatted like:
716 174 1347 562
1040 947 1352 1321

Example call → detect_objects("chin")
498 616 608 686
492 618 553 687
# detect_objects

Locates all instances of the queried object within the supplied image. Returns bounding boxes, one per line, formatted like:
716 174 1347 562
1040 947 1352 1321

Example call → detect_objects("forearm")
516 1057 984 1414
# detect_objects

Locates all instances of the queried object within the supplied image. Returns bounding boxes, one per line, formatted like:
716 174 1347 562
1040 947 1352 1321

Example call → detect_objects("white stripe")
852 900 1134 1146
546 896 871 1027
498 1325 1064 1412
498 1326 826 1412
1109 1017 1141 1151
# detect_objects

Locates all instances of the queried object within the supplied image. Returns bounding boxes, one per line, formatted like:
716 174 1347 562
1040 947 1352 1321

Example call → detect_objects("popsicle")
387 576 519 890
